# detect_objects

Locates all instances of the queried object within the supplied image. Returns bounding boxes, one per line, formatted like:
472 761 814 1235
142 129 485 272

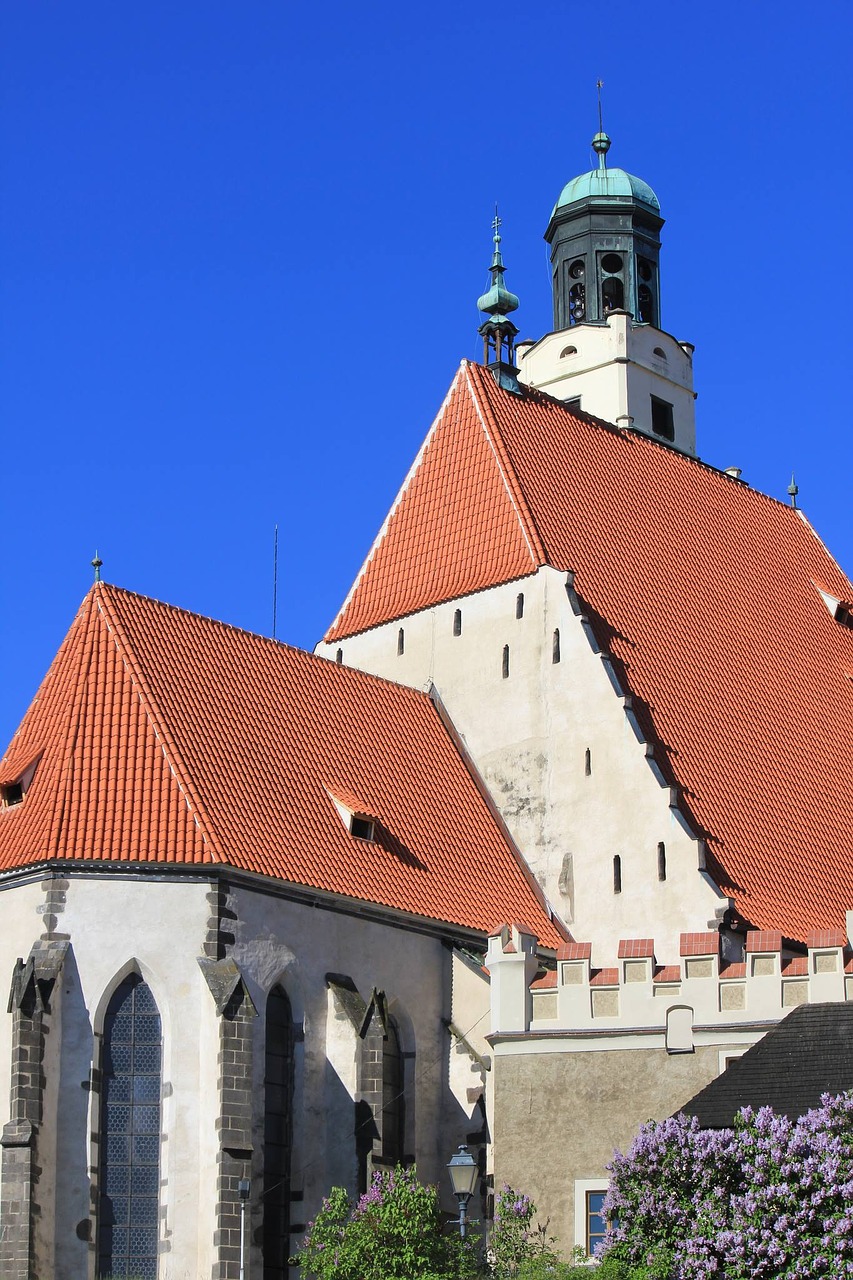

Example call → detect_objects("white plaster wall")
0 874 213 1280
0 870 494 1277
228 883 471 1262
317 567 726 964
517 315 696 455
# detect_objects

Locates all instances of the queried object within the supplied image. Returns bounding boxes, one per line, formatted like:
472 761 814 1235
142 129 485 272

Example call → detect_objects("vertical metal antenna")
272 524 279 638
597 79 604 134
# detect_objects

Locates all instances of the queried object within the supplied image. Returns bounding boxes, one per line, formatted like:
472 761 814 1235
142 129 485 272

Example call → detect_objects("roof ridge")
463 363 546 566
94 583 223 863
49 591 104 858
323 367 468 643
96 581 447 705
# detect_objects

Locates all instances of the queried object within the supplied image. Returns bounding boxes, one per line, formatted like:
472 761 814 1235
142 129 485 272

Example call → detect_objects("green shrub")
292 1165 478 1280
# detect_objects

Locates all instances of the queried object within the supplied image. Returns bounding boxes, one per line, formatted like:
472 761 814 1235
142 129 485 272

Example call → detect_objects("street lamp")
446 1144 479 1238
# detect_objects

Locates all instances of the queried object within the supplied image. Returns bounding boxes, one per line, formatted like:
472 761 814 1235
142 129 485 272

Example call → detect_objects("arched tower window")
263 985 295 1280
567 260 585 325
97 973 162 1280
601 251 625 314
637 257 658 325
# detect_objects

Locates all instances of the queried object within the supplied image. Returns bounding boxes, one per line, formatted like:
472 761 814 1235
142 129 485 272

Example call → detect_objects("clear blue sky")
2 1 851 746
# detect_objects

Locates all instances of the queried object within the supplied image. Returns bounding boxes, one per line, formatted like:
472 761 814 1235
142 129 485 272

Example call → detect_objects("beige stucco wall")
318 566 725 964
517 313 696 455
492 1042 722 1253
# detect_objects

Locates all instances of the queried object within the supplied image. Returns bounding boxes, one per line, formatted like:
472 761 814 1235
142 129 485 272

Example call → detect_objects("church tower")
517 130 698 456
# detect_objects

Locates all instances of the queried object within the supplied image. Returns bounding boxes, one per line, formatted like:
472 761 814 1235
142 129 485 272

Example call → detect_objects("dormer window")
350 815 375 842
0 754 40 810
2 781 23 808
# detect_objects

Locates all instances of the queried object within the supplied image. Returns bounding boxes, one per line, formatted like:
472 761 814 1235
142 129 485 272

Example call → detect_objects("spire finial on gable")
788 473 799 509
476 210 522 394
91 551 103 583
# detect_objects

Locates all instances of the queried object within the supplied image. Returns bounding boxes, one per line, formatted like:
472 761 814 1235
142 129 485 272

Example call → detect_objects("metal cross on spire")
492 205 502 243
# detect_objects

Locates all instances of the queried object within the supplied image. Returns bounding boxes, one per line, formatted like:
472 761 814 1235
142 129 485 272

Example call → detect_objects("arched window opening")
397 628 405 656
613 855 622 895
584 748 591 776
560 345 578 358
639 286 656 324
657 842 667 882
516 593 524 619
97 973 162 1280
602 276 624 314
263 985 295 1280
335 649 343 665
552 629 561 664
453 609 462 637
502 645 510 679
653 346 667 360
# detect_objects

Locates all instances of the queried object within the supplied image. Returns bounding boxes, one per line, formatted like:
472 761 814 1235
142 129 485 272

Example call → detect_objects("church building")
315 131 853 1252
1 128 852 1275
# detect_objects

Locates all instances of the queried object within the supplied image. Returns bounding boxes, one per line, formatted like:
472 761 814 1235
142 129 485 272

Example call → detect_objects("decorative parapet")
488 923 853 1038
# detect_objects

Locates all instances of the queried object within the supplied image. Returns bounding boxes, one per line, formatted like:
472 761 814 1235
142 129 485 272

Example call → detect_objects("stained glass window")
97 974 162 1280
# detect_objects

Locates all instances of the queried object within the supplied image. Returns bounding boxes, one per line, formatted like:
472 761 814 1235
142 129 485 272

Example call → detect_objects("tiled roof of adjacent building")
681 1003 853 1126
0 583 564 947
324 361 853 943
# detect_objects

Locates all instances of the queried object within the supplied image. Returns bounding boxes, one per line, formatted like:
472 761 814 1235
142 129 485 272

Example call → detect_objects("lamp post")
446 1144 479 1239
238 1177 251 1280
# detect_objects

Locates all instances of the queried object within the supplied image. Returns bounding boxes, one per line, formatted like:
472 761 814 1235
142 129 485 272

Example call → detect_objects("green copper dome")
552 133 660 215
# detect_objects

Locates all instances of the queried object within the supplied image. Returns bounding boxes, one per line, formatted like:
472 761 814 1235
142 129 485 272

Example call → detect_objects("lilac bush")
292 1165 479 1280
601 1091 853 1278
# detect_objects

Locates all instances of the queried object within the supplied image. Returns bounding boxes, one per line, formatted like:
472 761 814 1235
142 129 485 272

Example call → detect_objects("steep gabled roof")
681 1003 853 1126
324 361 853 943
0 583 563 947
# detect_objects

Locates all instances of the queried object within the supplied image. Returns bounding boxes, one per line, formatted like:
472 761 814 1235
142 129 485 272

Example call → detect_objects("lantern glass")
447 1145 478 1201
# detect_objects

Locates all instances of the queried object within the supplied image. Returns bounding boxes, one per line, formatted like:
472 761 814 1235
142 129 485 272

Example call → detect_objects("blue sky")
1 1 851 746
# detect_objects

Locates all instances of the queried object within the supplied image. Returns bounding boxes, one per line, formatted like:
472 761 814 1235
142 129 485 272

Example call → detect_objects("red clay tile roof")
0 583 564 947
807 928 847 949
782 957 809 976
324 361 853 944
745 931 783 953
531 969 558 990
653 965 682 983
556 942 592 961
680 932 720 957
589 967 619 987
618 938 655 959
719 961 746 979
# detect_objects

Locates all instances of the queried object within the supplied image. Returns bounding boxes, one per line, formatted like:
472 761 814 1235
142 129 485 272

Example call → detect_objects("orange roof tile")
618 938 655 959
653 965 682 983
325 361 853 944
0 584 564 948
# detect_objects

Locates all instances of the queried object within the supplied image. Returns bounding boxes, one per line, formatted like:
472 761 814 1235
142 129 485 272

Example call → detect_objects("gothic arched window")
263 985 295 1280
97 973 162 1280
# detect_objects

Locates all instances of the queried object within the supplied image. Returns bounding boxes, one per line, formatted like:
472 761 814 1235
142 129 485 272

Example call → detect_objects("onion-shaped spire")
477 211 520 318
476 210 522 394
